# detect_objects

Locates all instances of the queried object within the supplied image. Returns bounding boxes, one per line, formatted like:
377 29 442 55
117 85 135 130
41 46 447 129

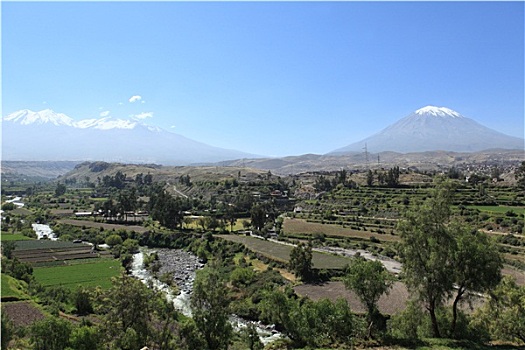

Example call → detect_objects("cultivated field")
58 219 149 233
1 233 33 241
33 258 121 290
283 217 400 242
12 240 96 265
217 234 352 269
2 301 45 327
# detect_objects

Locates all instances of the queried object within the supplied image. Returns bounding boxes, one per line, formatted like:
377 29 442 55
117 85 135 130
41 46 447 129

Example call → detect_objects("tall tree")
343 257 393 338
450 223 502 336
289 242 313 281
397 181 455 338
191 268 232 350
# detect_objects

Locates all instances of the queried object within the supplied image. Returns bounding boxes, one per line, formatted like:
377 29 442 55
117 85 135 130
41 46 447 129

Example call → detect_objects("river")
130 248 282 345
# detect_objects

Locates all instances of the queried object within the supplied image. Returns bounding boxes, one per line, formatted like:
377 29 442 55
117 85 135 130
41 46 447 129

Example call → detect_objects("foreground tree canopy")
397 179 503 338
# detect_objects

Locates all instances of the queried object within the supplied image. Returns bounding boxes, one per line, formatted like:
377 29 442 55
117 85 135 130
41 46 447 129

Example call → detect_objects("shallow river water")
130 248 282 345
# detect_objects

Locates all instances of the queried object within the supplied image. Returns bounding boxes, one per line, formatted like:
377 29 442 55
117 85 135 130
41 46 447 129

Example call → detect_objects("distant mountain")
2 109 259 165
330 106 524 154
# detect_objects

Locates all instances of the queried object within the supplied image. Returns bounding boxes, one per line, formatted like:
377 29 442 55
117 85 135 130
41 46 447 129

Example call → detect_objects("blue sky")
2 1 524 157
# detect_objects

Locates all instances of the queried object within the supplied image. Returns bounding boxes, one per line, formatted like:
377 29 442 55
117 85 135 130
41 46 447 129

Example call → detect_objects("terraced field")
12 240 96 265
217 234 352 269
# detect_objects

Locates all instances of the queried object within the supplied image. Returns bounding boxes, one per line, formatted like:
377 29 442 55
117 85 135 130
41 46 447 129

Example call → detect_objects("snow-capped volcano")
4 109 75 127
330 106 524 154
2 109 259 164
3 109 138 130
414 106 462 118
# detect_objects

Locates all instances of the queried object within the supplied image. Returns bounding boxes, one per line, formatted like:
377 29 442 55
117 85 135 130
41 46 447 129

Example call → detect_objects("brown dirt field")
295 281 487 316
2 301 45 327
58 219 149 233
294 281 409 315
502 266 525 286
284 218 400 242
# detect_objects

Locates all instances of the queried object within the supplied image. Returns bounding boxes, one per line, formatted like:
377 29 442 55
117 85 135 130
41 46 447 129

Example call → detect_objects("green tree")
449 223 502 337
98 274 155 349
515 161 525 190
397 181 455 338
2 241 16 259
472 276 525 344
289 242 313 281
366 169 374 186
1 310 14 349
191 268 232 350
343 257 393 338
30 316 72 350
69 325 102 350
54 182 67 197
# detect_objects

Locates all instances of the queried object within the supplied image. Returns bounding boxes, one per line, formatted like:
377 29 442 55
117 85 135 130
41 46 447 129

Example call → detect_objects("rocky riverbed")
154 248 204 294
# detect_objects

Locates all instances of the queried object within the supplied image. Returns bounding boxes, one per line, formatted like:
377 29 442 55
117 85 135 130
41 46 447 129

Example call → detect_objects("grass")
467 205 524 214
1 233 33 241
1 273 28 300
217 234 352 270
33 258 122 290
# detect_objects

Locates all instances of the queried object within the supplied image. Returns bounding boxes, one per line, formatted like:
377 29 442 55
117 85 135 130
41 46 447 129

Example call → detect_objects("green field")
1 234 33 241
217 234 352 270
1 273 27 300
467 205 524 214
33 259 122 290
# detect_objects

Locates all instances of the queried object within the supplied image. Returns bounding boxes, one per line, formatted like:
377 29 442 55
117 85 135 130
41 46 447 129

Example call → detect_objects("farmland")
12 240 97 265
33 258 121 290
217 234 353 269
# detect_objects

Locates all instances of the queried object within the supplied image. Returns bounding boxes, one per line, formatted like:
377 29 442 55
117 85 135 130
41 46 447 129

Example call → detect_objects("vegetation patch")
0 233 33 241
284 218 400 242
217 234 352 269
33 259 121 290
1 273 28 301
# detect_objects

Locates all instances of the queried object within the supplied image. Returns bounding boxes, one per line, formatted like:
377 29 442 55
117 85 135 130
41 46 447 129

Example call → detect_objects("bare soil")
2 301 45 327
294 281 409 315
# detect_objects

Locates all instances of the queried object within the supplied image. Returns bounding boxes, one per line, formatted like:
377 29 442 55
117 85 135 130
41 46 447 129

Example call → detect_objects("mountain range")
2 109 257 165
331 106 523 154
2 106 523 165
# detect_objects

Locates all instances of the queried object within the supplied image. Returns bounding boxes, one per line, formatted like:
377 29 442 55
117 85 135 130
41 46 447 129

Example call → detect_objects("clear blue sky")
2 1 523 157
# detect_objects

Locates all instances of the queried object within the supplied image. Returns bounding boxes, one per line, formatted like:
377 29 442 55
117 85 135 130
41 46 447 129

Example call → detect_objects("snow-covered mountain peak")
3 109 141 130
3 109 75 126
415 106 463 118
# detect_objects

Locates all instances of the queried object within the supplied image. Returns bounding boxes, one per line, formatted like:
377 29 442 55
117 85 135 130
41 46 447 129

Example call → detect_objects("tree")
191 268 232 350
366 169 374 186
398 179 504 339
98 274 155 349
2 241 16 259
397 181 455 338
250 203 267 231
472 276 525 344
30 316 72 350
515 161 525 190
55 182 66 197
289 242 313 281
224 205 237 232
1 311 14 350
449 223 502 337
343 257 393 338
